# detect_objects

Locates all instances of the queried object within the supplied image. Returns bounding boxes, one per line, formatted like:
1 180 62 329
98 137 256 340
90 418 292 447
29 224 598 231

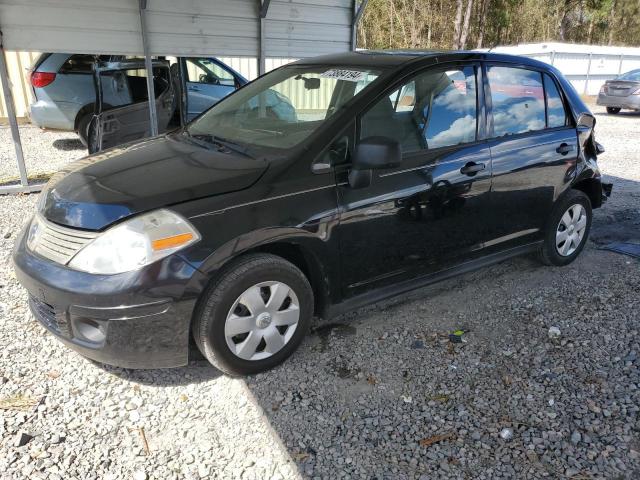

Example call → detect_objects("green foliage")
358 0 640 50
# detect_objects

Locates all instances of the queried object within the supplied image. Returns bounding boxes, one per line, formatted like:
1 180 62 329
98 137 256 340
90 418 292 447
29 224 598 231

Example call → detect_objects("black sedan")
14 51 611 375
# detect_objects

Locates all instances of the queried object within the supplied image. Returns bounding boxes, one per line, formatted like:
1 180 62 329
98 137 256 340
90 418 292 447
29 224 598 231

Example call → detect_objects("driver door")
336 63 494 298
181 57 238 121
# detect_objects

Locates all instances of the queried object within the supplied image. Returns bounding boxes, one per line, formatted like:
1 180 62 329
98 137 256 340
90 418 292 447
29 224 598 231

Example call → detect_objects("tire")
76 112 93 147
606 107 621 114
193 253 314 376
539 190 592 266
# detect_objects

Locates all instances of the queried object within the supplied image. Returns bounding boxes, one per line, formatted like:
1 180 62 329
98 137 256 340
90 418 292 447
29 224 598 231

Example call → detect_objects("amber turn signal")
151 233 194 251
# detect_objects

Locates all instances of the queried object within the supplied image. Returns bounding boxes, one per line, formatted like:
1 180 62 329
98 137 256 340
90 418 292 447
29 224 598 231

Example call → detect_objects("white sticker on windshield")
320 69 368 82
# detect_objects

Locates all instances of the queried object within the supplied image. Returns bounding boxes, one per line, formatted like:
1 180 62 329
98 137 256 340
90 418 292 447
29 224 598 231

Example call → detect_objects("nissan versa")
14 51 611 376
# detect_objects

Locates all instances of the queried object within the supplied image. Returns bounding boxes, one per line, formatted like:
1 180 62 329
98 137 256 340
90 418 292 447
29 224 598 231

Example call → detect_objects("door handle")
460 162 485 176
556 143 574 155
188 85 200 92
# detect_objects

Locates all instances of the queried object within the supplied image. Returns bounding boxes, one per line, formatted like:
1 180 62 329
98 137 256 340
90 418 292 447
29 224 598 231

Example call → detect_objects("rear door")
182 57 239 121
484 64 577 250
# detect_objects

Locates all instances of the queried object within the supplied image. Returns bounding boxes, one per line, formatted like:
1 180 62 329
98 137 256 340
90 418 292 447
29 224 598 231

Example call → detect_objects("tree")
459 0 475 48
453 0 464 48
357 0 640 51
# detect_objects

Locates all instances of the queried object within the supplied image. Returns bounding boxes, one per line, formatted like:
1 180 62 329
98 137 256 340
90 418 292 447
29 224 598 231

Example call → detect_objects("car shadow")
594 110 640 118
90 346 223 386
52 138 86 151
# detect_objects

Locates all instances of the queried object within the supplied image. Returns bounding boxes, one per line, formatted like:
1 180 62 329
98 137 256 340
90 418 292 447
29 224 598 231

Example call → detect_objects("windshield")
187 65 381 149
618 70 640 81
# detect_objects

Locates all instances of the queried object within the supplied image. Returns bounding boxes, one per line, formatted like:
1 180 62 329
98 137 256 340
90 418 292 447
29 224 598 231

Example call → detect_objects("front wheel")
193 254 314 376
539 190 592 266
606 107 621 114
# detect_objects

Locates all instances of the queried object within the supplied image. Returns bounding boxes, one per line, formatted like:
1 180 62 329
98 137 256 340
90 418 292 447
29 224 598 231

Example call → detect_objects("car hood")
40 135 267 230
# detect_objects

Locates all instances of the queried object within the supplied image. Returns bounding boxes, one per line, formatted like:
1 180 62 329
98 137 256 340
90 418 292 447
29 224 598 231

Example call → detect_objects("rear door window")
103 66 170 109
487 66 545 137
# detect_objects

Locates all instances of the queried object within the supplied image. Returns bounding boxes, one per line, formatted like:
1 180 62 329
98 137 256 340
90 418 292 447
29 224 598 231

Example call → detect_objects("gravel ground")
0 104 639 479
0 126 85 184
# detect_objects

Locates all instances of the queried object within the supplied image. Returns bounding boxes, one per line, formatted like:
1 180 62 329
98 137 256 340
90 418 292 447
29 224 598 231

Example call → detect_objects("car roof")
292 50 552 71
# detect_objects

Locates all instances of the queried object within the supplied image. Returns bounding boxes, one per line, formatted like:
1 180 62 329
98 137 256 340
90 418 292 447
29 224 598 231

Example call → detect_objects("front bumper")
13 224 206 369
596 94 640 110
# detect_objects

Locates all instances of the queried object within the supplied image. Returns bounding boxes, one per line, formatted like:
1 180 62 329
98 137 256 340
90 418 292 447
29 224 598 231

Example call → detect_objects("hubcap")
256 312 272 329
556 203 587 257
224 281 300 361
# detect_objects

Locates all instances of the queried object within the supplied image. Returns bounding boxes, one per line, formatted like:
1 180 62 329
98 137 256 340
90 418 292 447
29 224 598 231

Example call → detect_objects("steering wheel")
199 73 220 85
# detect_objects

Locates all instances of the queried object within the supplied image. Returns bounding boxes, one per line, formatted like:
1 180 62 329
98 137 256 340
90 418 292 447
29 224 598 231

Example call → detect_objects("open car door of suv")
88 59 175 153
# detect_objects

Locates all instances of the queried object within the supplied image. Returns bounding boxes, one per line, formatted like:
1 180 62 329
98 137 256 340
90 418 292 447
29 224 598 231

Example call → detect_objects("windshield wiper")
182 130 253 158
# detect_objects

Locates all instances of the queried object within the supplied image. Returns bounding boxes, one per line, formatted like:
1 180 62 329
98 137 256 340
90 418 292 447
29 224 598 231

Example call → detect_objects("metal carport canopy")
0 0 357 59
0 0 367 194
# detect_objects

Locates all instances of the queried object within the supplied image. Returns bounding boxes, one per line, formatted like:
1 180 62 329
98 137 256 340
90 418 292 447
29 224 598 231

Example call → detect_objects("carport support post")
139 0 158 137
584 52 593 95
618 54 624 74
351 0 368 50
0 32 28 187
258 0 271 76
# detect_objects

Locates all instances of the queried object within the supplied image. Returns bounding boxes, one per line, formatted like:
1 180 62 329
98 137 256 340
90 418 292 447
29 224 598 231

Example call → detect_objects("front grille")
28 295 70 337
32 216 98 265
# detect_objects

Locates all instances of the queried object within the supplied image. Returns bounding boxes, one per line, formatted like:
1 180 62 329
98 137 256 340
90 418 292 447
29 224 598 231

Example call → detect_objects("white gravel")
0 104 639 479
0 126 85 184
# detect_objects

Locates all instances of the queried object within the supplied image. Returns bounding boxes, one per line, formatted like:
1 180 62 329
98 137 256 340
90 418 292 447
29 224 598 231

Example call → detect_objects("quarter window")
544 74 567 128
360 66 478 152
487 66 546 137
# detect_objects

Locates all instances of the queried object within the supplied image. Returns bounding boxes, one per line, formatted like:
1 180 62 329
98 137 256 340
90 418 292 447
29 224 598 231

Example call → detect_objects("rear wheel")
539 190 592 266
76 112 93 146
606 107 621 114
193 254 313 376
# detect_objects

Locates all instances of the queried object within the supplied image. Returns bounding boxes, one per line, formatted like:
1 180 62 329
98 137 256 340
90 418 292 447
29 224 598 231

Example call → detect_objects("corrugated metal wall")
525 52 640 95
264 0 353 57
0 51 39 120
0 0 353 57
488 43 640 96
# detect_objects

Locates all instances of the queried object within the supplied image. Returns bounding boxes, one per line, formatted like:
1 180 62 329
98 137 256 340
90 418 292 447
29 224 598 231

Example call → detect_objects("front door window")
360 66 478 152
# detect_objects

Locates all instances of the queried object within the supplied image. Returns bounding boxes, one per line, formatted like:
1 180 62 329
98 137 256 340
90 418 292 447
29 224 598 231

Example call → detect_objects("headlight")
68 209 200 275
26 215 42 252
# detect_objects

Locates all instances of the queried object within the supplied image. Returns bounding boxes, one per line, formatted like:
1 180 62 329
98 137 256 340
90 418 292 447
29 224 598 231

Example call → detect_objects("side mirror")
348 136 401 189
576 112 595 129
